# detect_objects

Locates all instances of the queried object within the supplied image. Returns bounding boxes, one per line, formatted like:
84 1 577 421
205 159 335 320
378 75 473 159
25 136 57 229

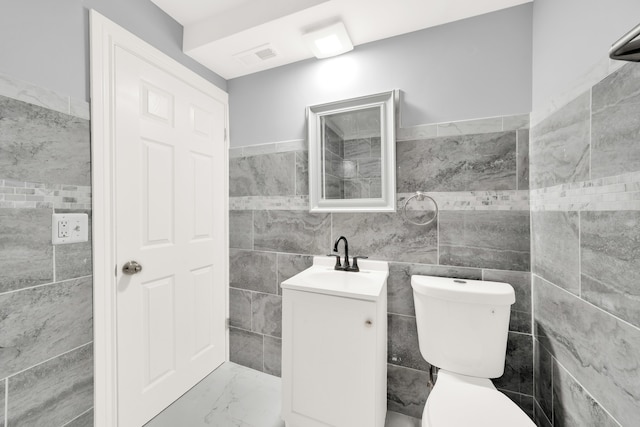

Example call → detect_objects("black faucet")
328 236 368 272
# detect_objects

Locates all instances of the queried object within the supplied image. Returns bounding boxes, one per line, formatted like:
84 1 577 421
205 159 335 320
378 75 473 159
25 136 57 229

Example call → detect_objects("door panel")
114 45 226 427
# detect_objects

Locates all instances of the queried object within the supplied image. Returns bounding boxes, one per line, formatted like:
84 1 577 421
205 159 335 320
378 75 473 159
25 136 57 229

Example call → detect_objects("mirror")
307 90 397 212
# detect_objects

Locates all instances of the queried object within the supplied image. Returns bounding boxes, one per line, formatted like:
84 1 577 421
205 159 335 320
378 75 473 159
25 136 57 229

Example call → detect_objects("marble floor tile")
581 210 640 328
533 275 640 426
0 277 93 378
332 212 438 264
229 249 278 294
0 208 53 293
0 96 91 185
230 210 253 250
254 210 331 255
7 343 93 427
529 91 590 189
146 362 421 427
553 362 619 427
229 152 295 197
229 328 264 372
229 288 252 330
531 211 579 294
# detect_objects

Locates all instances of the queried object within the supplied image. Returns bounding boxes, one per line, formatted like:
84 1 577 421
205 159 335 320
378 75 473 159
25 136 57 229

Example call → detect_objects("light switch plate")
52 213 88 245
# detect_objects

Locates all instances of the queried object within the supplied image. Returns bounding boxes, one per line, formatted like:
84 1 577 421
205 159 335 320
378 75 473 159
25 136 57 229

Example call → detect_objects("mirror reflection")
321 107 382 199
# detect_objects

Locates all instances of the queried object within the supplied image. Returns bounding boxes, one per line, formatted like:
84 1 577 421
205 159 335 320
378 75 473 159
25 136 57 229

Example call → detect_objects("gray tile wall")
0 87 93 426
530 62 640 427
229 115 533 420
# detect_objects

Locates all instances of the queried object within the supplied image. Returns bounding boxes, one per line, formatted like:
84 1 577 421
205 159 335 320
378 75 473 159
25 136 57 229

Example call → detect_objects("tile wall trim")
530 170 640 211
0 179 91 210
230 191 530 211
531 55 626 128
0 72 90 120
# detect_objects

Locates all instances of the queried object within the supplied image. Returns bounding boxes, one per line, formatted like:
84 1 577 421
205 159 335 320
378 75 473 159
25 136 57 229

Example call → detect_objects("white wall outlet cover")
52 213 89 245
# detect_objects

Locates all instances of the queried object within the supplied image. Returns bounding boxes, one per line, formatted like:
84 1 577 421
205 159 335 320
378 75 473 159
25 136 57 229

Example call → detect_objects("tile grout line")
589 87 593 182
578 211 582 298
4 377 7 427
60 406 93 427
0 274 93 298
6 341 93 382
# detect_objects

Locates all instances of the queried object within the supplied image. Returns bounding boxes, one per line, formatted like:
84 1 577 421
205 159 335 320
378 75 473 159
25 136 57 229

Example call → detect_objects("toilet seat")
422 370 535 427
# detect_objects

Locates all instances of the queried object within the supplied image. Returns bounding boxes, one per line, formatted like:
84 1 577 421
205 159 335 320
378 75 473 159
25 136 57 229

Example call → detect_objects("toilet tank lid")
411 275 515 305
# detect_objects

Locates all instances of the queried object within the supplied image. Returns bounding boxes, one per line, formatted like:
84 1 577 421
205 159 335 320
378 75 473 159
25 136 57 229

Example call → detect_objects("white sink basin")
281 256 388 301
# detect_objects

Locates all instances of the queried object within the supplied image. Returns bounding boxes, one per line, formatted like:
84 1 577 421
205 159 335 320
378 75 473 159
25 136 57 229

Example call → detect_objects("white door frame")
90 11 229 427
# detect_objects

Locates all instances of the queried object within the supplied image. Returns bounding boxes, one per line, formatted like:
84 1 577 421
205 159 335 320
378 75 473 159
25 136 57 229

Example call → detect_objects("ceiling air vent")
234 44 278 67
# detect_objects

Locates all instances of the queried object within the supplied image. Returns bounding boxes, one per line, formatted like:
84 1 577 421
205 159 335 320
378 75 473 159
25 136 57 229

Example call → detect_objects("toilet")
411 275 535 427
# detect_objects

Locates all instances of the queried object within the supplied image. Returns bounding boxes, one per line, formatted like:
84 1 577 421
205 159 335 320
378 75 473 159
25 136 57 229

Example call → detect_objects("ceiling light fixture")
303 21 354 59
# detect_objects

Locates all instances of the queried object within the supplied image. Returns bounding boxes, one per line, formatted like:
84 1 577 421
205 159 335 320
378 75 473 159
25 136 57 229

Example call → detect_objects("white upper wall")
0 0 226 102
532 0 640 112
227 4 533 147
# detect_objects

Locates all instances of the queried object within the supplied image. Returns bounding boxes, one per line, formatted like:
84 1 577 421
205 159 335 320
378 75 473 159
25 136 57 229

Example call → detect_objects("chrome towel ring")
402 191 438 226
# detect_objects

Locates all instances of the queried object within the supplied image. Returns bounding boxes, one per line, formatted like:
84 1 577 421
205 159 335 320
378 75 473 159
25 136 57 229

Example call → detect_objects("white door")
114 46 226 426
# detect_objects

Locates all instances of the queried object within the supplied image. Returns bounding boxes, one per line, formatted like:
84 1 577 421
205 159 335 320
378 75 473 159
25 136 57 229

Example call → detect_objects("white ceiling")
151 0 532 80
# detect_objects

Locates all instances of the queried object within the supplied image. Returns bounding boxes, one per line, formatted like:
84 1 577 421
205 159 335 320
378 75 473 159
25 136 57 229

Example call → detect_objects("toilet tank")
411 275 515 378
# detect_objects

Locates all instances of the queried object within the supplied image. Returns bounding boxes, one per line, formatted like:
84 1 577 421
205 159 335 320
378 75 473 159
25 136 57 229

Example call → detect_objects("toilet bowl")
422 370 534 427
411 275 535 427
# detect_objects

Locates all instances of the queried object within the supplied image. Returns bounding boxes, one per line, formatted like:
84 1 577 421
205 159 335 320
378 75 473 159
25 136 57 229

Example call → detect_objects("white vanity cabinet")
281 257 388 427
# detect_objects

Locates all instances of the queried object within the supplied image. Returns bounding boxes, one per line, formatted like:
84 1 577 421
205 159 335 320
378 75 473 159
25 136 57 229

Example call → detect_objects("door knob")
122 260 143 275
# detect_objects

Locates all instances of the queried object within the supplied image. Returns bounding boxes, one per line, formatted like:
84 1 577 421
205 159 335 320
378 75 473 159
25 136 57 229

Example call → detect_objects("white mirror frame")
307 90 397 212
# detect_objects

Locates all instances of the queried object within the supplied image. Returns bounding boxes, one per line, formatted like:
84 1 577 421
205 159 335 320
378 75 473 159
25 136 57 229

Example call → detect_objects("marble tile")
229 147 243 158
483 270 531 334
68 98 90 121
229 328 264 372
54 209 92 282
332 212 438 264
529 92 590 189
324 174 344 199
581 210 640 328
252 292 282 338
64 409 93 427
229 152 295 197
276 140 307 153
7 343 93 427
276 253 312 295
503 114 530 131
501 390 534 421
437 117 503 136
534 339 553 421
385 411 421 427
531 211 579 294
387 364 429 419
517 129 530 190
0 378 4 427
343 138 371 159
324 127 343 157
439 211 530 271
0 208 53 293
533 275 640 426
371 137 381 158
295 151 308 196
0 72 69 116
0 96 90 185
553 362 619 427
145 362 284 427
397 131 517 193
243 143 276 156
229 210 253 250
494 332 533 396
229 249 278 294
358 158 382 179
388 314 430 371
263 336 282 377
534 401 553 427
254 210 331 255
591 63 640 179
229 288 252 330
0 277 92 378
387 262 482 317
